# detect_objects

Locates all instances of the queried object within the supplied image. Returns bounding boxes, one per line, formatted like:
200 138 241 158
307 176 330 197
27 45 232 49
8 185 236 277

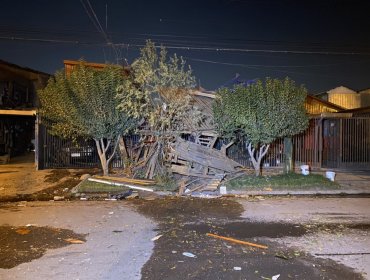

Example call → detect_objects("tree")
38 62 137 176
213 77 309 176
116 41 203 178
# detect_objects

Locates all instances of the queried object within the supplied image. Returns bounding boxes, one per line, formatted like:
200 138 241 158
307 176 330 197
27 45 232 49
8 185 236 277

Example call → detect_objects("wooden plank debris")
206 233 268 249
170 138 241 174
202 178 222 191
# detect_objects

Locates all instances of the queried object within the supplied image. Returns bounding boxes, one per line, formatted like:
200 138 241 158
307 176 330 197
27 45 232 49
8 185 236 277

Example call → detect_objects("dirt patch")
44 169 72 183
0 166 101 202
135 197 364 280
0 225 87 269
0 178 80 202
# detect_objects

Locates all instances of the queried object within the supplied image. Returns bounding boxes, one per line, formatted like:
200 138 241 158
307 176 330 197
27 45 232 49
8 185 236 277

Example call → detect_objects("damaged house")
37 64 370 174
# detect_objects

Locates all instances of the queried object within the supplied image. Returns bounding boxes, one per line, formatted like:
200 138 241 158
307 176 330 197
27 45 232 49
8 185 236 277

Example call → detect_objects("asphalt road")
0 197 369 280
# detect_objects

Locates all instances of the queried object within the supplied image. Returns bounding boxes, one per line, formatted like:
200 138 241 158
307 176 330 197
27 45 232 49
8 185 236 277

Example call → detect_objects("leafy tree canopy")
214 77 309 176
38 62 137 175
214 77 308 146
39 63 136 140
116 40 202 132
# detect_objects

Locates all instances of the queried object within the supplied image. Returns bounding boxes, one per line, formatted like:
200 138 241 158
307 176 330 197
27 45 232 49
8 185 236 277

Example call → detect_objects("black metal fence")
39 122 141 169
38 117 370 170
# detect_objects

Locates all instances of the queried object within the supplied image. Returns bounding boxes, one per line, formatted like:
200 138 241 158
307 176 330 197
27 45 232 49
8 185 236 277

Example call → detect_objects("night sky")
1 0 370 93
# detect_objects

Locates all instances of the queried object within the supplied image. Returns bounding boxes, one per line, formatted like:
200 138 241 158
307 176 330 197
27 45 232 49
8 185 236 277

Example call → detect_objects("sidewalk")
1 154 369 198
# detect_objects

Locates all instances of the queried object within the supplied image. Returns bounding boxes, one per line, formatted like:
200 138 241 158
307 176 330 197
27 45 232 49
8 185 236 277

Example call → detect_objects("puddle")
0 225 87 269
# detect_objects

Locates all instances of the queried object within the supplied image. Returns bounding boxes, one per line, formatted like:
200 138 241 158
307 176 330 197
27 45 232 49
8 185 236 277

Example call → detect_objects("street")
0 197 369 279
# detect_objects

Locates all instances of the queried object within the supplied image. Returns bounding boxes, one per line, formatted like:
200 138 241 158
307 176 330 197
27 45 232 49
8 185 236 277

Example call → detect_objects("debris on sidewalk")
175 174 227 198
15 228 31 235
233 267 242 271
206 233 268 249
190 192 222 199
53 196 65 201
109 189 136 200
64 238 85 244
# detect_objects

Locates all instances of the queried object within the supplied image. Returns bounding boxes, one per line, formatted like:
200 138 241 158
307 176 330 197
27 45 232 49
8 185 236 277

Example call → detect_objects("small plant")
154 169 177 191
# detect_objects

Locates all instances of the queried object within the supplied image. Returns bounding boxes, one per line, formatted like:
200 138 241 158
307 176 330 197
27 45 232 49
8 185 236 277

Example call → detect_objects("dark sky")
1 0 370 93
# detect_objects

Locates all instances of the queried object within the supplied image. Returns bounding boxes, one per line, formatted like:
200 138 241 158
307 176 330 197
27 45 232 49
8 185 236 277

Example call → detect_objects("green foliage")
116 41 203 179
214 77 309 146
38 62 136 141
116 40 202 134
154 169 177 191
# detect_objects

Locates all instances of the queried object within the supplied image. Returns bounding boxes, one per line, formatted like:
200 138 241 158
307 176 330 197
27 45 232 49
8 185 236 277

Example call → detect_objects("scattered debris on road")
182 252 197 258
206 233 268 249
64 238 85 244
151 234 163 241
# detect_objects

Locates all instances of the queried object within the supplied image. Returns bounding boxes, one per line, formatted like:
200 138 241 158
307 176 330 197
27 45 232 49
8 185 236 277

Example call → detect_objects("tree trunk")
95 136 120 176
283 137 294 174
246 143 270 177
95 139 109 176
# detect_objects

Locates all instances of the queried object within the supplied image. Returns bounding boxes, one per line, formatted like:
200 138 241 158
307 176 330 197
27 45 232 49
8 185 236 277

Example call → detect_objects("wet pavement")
1 156 369 279
136 197 366 280
0 197 368 279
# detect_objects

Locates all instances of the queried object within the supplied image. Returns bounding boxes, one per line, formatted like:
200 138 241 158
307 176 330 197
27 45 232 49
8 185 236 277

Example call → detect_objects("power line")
113 42 370 56
80 0 119 62
186 57 368 68
1 32 370 57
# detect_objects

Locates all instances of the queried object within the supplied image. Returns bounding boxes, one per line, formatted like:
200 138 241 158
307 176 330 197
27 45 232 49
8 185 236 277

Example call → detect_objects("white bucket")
219 185 227 195
300 165 310 175
325 171 336 181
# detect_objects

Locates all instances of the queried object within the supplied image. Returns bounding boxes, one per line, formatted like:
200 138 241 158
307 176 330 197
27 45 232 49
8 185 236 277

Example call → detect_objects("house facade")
317 86 370 109
0 60 49 163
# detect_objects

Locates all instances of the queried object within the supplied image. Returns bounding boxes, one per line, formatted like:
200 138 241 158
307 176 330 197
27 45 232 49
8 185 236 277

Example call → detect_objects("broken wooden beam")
206 233 268 249
171 138 241 172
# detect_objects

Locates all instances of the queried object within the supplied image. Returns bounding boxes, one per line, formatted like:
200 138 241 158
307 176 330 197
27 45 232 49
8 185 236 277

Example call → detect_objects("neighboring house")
315 86 370 109
358 88 370 108
0 60 50 163
305 95 345 115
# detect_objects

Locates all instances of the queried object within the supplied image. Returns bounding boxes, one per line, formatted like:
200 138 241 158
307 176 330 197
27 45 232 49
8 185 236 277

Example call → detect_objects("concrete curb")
227 190 370 196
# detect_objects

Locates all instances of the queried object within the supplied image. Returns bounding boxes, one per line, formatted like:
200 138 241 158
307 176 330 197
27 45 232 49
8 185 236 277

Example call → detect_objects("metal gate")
38 122 140 169
293 117 370 169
